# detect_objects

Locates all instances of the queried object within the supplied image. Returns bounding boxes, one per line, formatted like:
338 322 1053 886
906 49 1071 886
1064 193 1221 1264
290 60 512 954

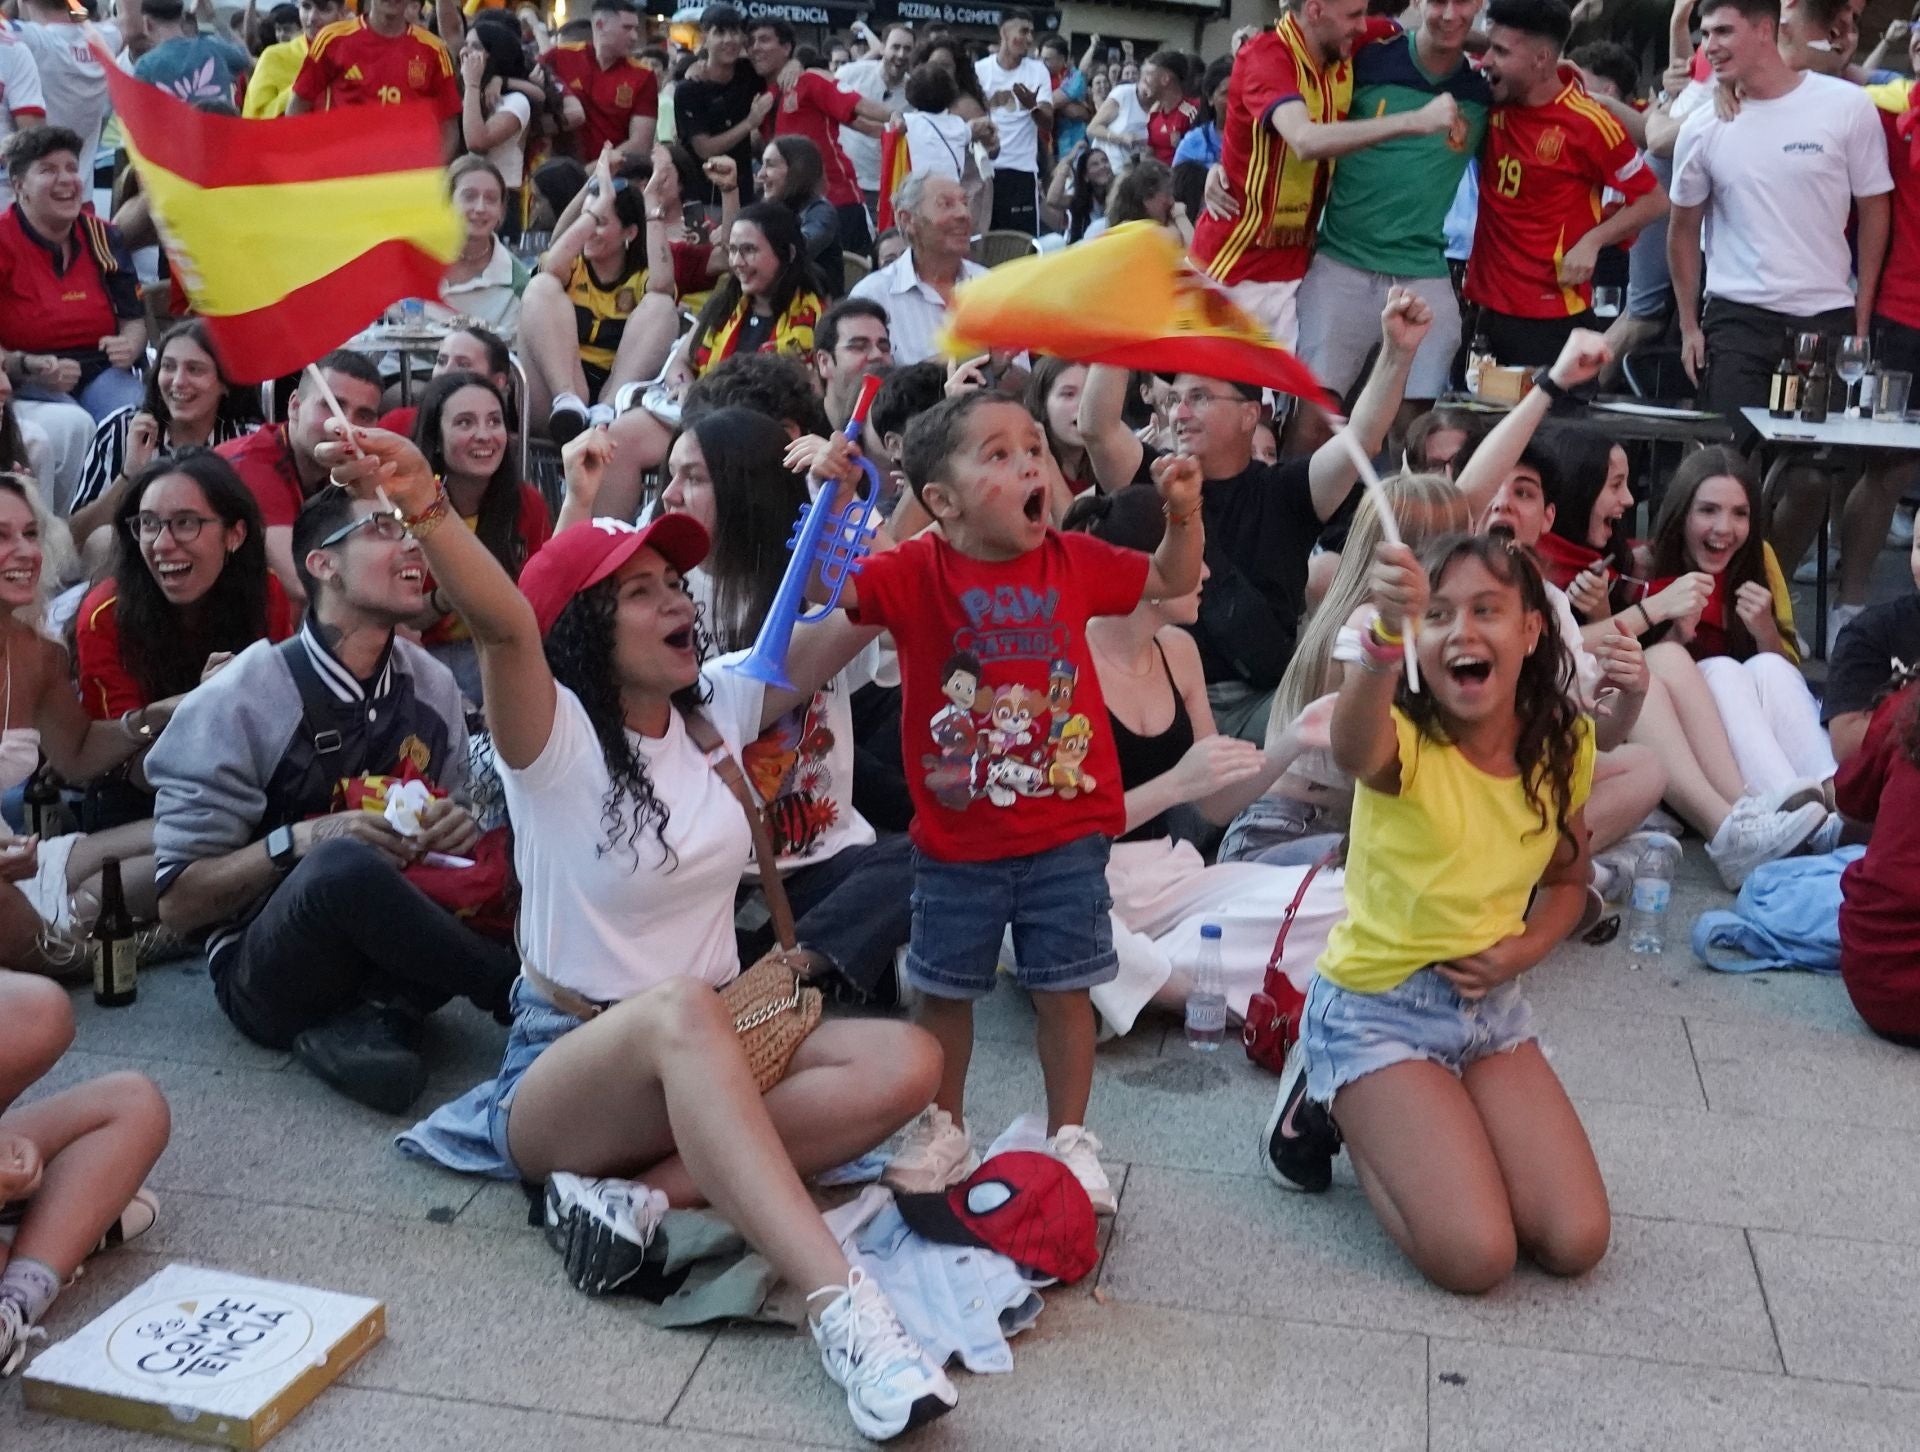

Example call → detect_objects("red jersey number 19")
1495 155 1522 199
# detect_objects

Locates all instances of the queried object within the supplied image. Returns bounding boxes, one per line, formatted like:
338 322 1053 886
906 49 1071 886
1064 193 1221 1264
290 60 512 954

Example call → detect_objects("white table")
1739 408 1920 657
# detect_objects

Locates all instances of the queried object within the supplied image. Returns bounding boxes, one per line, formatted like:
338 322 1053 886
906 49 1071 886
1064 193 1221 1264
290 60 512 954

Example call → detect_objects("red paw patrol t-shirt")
849 530 1149 863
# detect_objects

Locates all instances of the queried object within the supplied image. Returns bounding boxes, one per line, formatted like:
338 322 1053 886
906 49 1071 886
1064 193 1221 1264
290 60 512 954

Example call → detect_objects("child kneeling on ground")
1265 534 1610 1294
839 391 1204 1211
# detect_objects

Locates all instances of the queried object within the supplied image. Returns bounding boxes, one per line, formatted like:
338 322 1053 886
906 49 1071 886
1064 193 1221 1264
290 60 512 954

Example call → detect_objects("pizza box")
22 1263 384 1448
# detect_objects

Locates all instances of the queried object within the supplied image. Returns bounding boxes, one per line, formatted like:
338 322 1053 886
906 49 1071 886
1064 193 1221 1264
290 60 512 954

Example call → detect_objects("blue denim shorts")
1302 966 1537 1105
906 833 1117 999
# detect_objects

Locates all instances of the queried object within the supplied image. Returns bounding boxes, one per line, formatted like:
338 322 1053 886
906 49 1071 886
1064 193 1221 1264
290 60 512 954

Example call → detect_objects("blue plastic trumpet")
734 374 885 690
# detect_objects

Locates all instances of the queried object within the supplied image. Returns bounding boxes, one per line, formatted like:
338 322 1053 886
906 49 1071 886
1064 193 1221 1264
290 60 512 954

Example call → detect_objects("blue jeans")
781 833 914 997
19 364 144 424
906 834 1117 1000
1303 966 1536 1106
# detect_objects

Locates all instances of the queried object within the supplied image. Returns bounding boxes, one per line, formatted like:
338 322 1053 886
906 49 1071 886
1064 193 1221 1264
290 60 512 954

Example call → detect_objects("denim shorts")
906 833 1117 999
1302 966 1536 1106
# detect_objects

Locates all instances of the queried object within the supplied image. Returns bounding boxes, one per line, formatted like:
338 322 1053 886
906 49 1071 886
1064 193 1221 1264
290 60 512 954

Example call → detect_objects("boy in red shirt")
837 392 1202 1212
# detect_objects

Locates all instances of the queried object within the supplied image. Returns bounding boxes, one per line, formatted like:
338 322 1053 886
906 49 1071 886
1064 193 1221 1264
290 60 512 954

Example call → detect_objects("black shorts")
1873 313 1920 385
1700 296 1853 422
1472 307 1598 369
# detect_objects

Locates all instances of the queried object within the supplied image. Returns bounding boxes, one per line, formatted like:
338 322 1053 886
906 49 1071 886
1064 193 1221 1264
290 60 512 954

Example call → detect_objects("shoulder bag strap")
1263 845 1341 992
682 706 799 952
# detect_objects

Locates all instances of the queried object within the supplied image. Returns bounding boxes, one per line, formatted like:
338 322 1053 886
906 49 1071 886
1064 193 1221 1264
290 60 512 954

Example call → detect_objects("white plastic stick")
1329 425 1420 693
303 363 398 515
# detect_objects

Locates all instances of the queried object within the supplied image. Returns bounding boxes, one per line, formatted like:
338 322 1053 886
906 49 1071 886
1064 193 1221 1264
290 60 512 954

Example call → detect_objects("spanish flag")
875 126 912 233
95 39 462 383
939 222 1327 402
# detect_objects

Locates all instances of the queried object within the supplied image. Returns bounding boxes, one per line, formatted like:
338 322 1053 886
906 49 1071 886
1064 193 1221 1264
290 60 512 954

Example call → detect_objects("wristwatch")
266 825 298 873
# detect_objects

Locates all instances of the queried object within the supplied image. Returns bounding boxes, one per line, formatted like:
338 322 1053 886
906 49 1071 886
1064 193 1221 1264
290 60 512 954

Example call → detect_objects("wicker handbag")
683 709 823 1093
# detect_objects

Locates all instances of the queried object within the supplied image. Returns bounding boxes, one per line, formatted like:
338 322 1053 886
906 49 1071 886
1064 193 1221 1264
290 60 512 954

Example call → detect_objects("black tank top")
1107 640 1195 843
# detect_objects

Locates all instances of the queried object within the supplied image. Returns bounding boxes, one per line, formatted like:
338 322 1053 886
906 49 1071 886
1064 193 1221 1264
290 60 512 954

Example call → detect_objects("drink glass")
1793 332 1824 378
1836 335 1870 415
1879 370 1913 420
1592 286 1624 318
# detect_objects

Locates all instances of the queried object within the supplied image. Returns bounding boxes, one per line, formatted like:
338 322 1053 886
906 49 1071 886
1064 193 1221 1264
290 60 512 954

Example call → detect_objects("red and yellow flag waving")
96 39 462 383
939 222 1328 402
875 127 911 233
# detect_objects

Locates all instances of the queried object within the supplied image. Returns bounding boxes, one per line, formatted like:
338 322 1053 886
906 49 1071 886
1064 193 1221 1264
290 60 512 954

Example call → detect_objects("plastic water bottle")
1627 839 1682 955
1185 924 1228 1051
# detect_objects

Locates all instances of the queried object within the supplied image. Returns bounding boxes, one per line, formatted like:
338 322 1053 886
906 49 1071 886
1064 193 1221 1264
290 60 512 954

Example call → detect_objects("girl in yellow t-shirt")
1278 532 1607 1296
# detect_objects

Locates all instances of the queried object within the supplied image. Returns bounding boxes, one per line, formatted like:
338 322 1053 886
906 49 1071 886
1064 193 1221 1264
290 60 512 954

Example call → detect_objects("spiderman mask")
894 1151 1098 1283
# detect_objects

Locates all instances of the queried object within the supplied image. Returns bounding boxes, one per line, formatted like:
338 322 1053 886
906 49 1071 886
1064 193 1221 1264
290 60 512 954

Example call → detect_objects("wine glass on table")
1836 335 1870 416
1793 332 1823 382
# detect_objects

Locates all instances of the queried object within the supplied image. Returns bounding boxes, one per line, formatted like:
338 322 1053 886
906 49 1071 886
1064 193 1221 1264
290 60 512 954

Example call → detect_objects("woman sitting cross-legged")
339 423 958 1441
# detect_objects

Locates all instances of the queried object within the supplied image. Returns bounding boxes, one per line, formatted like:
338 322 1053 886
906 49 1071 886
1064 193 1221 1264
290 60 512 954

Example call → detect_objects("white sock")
0 1257 59 1325
552 391 586 415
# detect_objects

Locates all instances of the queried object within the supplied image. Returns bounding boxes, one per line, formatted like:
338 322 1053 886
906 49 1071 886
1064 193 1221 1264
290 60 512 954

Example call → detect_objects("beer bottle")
1801 341 1830 424
90 857 138 1008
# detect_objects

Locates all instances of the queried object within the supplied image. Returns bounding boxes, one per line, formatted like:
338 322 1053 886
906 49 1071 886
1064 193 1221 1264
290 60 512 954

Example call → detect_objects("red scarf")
1532 529 1605 591
1646 570 1729 659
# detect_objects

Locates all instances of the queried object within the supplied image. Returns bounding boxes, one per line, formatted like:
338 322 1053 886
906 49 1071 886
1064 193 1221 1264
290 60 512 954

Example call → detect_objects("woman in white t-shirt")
459 25 533 197
659 407 912 1002
337 427 957 1441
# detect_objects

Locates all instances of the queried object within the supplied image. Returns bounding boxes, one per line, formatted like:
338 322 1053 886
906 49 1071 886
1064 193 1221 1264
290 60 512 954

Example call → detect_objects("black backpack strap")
277 637 379 793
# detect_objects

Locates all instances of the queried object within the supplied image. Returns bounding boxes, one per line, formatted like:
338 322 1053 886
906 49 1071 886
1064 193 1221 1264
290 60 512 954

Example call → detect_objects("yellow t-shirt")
244 37 308 119
1318 708 1595 995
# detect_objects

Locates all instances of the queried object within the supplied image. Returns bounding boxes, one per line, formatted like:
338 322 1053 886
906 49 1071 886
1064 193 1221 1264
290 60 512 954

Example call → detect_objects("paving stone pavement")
6 843 1919 1452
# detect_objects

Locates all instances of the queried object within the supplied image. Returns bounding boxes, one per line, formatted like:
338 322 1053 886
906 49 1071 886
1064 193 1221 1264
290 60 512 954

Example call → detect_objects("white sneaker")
1047 1124 1117 1216
1890 507 1916 549
1640 805 1687 838
543 1173 668 1296
1591 830 1682 905
881 1108 976 1194
1706 802 1827 890
0 1297 44 1378
1802 812 1846 855
1827 603 1865 654
808 1268 957 1441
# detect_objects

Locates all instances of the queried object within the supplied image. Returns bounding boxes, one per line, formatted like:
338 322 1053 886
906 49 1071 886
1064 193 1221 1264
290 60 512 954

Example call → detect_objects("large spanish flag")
95 38 462 383
939 222 1327 402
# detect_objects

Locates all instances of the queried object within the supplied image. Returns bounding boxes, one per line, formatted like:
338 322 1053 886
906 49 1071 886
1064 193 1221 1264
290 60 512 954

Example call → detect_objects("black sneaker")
547 397 589 447
292 1001 428 1115
1260 1038 1339 1194
544 1173 668 1296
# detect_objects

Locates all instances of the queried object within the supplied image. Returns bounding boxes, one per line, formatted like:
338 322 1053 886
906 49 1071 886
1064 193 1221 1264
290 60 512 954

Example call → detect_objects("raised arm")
1076 362 1146 493
1273 90 1456 163
315 427 556 770
1331 542 1425 791
1453 328 1612 520
1141 454 1203 599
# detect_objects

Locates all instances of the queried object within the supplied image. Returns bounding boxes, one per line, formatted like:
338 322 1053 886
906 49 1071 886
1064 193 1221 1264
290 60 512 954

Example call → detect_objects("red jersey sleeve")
289 45 330 105
802 71 861 126
74 584 146 720
1239 35 1304 118
844 533 925 630
1058 530 1152 620
1835 686 1914 822
426 37 460 119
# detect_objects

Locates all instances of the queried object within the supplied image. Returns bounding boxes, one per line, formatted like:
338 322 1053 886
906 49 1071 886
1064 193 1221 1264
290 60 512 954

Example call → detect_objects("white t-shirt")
17 20 116 175
1669 72 1893 316
903 109 972 183
0 25 46 209
1097 82 1151 169
972 53 1051 174
498 667 764 1003
484 90 532 190
716 644 876 875
1544 579 1603 707
837 56 906 192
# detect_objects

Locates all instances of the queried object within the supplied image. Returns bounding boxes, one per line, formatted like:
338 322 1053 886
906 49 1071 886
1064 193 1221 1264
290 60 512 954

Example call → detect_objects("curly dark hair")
110 450 273 704
1398 533 1585 844
543 577 711 866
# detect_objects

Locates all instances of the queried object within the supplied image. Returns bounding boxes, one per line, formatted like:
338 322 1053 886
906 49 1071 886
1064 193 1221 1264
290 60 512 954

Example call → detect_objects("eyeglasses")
1172 388 1253 412
317 509 407 549
126 511 220 543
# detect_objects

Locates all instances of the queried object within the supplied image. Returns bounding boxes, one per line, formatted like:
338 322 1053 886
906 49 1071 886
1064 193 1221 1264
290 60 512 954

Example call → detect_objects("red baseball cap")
894 1151 1098 1283
518 515 710 635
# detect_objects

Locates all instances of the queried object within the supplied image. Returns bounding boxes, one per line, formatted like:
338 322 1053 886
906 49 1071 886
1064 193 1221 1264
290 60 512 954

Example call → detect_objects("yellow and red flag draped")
95 39 462 383
939 222 1327 401
875 127 912 233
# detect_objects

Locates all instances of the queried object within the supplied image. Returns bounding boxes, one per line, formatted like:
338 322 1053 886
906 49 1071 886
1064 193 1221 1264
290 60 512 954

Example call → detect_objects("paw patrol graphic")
923 651 986 810
1047 714 1097 798
1045 658 1077 744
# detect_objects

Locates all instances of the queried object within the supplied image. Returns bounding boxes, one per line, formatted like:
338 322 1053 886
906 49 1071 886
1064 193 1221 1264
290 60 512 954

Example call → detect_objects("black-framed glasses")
317 509 407 549
1172 387 1253 412
126 511 220 543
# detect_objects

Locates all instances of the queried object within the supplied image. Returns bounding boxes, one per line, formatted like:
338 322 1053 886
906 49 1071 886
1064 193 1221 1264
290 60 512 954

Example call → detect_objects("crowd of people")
1 0 1918 1437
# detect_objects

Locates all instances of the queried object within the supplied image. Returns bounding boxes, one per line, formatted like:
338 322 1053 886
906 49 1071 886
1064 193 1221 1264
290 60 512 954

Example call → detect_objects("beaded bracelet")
403 488 453 540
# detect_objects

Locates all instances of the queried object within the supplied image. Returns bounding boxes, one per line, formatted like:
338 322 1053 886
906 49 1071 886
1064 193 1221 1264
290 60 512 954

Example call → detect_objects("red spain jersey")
1465 65 1654 319
541 43 657 161
1191 14 1392 286
292 18 459 119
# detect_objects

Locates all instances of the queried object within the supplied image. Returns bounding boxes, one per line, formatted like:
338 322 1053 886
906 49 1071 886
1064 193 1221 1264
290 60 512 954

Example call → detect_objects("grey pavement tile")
1582 1099 1920 1246
1428 1337 1920 1452
673 1292 1427 1452
1100 1166 1779 1374
90 1189 715 1423
1537 1003 1708 1111
1687 1015 1920 1132
26 1049 502 1223
1750 1230 1920 1391
0 1384 791 1452
60 963 290 1072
